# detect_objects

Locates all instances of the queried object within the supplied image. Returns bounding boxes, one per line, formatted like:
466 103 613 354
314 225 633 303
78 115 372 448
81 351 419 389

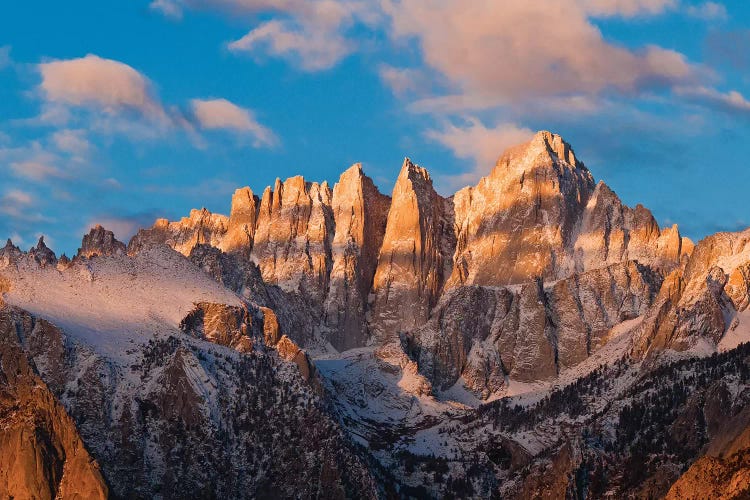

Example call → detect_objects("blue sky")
0 0 749 254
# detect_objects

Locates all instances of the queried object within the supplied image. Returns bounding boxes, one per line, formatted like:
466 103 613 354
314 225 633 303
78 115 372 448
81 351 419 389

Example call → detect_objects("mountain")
1 130 749 498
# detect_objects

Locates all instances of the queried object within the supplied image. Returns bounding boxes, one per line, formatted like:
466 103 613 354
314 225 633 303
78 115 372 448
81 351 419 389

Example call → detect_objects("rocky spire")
323 163 390 350
0 239 23 266
77 225 127 259
219 187 258 254
29 236 57 267
250 175 334 304
369 158 455 341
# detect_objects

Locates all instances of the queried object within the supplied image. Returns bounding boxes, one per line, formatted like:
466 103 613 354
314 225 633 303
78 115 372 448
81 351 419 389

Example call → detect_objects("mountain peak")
398 157 432 187
77 225 126 259
495 130 585 173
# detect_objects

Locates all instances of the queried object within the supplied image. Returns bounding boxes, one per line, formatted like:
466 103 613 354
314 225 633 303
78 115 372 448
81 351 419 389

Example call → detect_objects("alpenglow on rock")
125 131 691 365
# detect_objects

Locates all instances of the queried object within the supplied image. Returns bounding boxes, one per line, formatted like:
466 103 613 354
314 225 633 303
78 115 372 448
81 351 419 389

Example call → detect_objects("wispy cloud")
378 65 425 96
51 129 91 156
675 86 750 116
686 2 728 20
190 98 278 147
149 0 183 19
10 160 66 181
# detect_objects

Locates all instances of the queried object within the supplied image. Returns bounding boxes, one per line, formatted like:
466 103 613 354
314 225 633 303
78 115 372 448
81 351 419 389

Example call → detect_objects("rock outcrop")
370 159 455 341
219 186 258 254
179 302 260 353
77 224 127 258
29 236 56 267
324 164 390 350
0 239 23 266
406 260 661 394
128 208 228 256
632 228 750 358
0 307 108 500
251 177 334 306
572 182 689 274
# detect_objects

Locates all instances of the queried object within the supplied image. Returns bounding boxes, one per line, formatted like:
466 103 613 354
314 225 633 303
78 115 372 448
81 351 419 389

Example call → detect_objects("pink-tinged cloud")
579 0 676 17
190 98 278 147
10 160 65 181
425 119 534 191
2 189 34 207
229 19 351 71
383 1 698 110
675 86 750 115
38 54 166 119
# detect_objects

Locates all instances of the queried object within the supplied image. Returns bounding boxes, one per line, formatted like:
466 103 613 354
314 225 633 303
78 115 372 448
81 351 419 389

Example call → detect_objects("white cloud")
191 98 278 147
686 2 728 20
52 129 91 156
675 86 750 115
152 0 375 71
38 54 167 120
425 119 534 190
382 1 698 110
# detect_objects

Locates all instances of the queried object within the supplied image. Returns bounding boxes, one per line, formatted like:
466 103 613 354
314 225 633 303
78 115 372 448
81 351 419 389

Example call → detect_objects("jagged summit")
78 225 127 259
509 130 584 169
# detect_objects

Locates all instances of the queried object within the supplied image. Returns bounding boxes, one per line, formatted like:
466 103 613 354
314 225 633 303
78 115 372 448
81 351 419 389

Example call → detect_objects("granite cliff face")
405 260 661 393
0 307 108 500
126 131 692 388
370 159 455 341
632 227 750 359
324 164 390 350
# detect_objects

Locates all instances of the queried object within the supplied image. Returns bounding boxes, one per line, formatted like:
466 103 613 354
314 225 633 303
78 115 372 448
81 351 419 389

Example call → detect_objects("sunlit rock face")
124 130 691 362
77 224 127 259
219 186 258 254
324 164 391 350
251 176 334 304
0 307 108 500
448 131 596 287
180 302 260 353
448 131 687 289
572 181 689 274
128 208 229 256
369 159 456 342
633 228 750 358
